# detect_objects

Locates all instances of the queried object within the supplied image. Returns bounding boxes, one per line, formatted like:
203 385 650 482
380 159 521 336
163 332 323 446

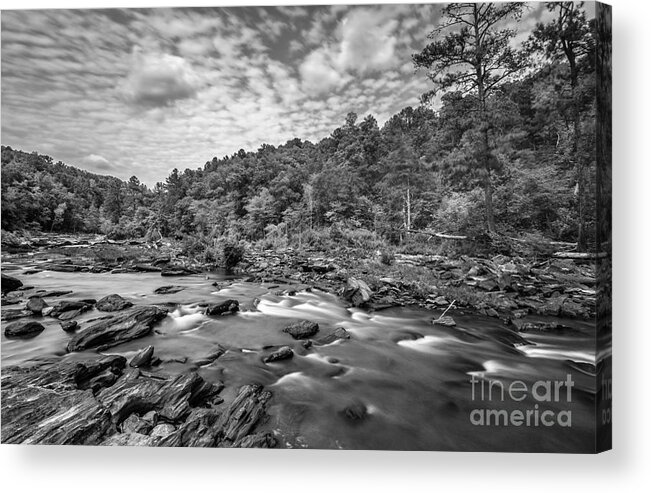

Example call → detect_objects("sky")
1 2 585 185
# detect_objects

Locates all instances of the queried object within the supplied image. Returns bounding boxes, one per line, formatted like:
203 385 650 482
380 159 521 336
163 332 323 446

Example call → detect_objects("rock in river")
66 305 168 352
263 346 293 363
1 274 22 294
50 300 94 320
26 296 48 315
4 320 45 338
96 294 134 312
60 320 78 332
283 320 319 339
154 285 185 295
205 299 239 316
433 315 456 327
130 345 155 368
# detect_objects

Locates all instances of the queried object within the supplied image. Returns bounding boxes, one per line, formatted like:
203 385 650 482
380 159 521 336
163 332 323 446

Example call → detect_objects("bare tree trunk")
405 179 412 237
473 4 496 234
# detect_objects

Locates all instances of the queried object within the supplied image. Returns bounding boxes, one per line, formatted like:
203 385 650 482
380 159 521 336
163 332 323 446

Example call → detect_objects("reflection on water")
1 262 598 452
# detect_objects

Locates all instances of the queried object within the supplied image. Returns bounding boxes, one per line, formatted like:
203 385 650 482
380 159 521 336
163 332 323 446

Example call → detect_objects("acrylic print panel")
0 2 611 452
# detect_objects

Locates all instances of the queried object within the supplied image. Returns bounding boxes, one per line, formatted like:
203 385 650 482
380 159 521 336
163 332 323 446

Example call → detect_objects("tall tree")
527 1 595 250
413 2 525 233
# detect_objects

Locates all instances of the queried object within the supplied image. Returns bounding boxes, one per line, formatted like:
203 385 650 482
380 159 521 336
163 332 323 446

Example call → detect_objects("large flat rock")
66 305 168 352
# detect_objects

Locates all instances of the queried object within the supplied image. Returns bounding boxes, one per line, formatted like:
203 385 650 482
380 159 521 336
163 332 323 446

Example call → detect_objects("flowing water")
1 257 599 452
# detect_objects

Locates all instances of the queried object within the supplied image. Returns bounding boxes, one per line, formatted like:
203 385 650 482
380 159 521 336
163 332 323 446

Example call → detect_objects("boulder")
433 315 456 327
66 305 167 352
150 423 176 439
314 327 351 345
342 277 373 307
205 299 239 316
192 345 227 366
263 346 293 363
50 300 93 319
102 432 157 447
121 413 154 435
26 297 48 314
129 345 155 368
96 294 133 312
154 285 185 295
1 274 22 294
4 320 45 338
60 320 78 332
283 320 319 339
214 384 273 447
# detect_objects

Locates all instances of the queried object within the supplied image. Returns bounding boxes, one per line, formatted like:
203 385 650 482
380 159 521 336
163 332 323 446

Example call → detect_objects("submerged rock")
283 320 319 339
1 274 23 294
96 294 133 312
204 299 239 316
4 320 45 338
341 400 368 422
66 305 168 352
263 346 293 363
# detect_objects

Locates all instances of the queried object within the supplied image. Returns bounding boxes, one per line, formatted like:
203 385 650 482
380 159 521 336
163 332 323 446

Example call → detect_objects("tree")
104 181 123 224
527 1 595 250
413 2 526 233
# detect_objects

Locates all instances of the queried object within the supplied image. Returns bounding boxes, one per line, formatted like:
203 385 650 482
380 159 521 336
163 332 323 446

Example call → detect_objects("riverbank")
2 231 597 322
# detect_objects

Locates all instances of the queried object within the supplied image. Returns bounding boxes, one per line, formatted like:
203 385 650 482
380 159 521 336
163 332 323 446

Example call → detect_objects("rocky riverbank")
2 232 597 323
1 354 275 447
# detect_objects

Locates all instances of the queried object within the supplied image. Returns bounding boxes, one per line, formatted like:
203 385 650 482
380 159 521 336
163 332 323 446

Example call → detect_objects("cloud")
82 153 113 170
119 48 199 107
299 49 344 95
337 8 399 74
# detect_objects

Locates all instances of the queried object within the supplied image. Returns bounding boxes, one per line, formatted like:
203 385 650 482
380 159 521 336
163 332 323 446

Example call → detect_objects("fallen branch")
405 229 468 240
439 299 457 319
552 251 609 260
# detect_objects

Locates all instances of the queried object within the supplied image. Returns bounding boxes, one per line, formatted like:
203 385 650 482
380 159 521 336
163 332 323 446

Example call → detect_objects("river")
1 256 599 452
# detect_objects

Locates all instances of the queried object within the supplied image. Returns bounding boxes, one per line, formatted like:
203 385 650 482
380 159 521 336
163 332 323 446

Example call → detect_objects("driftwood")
552 251 609 260
405 229 468 240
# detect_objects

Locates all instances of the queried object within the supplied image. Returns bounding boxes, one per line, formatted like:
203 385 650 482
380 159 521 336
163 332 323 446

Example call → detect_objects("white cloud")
337 8 400 74
299 49 344 95
119 48 199 107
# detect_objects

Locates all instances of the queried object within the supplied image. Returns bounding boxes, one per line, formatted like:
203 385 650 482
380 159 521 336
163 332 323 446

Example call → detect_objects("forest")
1 3 598 259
